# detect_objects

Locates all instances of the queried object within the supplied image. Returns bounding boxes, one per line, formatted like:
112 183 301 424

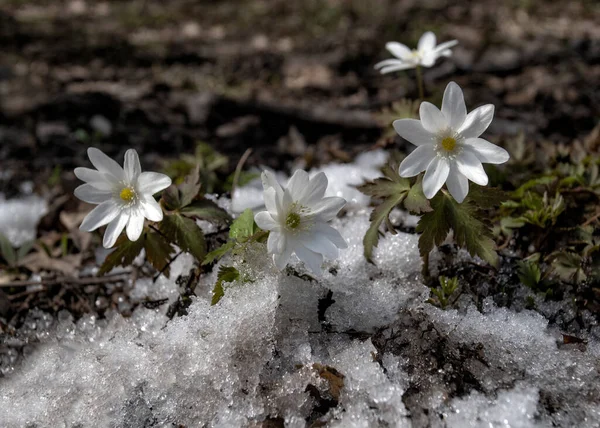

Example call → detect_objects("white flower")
375 31 458 73
254 170 348 274
74 148 172 248
395 82 510 203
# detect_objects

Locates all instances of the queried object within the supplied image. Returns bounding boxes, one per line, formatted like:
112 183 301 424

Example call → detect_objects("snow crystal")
0 194 47 247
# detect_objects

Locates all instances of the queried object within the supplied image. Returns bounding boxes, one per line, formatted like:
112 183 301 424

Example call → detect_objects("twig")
153 250 183 283
0 272 130 289
231 148 252 196
582 211 600 227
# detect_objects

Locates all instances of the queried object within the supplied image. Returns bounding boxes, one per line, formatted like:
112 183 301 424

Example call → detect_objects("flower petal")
385 42 411 59
294 245 324 275
310 197 346 222
103 212 129 248
267 230 282 253
263 187 280 219
287 170 310 200
124 149 142 183
420 102 448 133
374 59 407 69
255 211 278 231
298 172 328 206
74 184 112 204
313 223 348 249
456 150 489 186
87 147 125 181
445 166 469 203
74 168 116 190
126 212 144 241
398 144 436 177
273 236 293 270
422 157 450 199
378 62 416 73
458 104 495 139
463 138 510 164
433 40 459 55
441 82 467 129
140 196 163 222
392 119 435 146
137 172 172 195
300 233 340 259
418 31 436 52
80 200 120 232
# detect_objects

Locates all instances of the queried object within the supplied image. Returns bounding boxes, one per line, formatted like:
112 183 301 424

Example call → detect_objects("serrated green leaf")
211 265 240 305
203 241 236 265
179 164 202 208
229 209 259 241
467 185 508 209
0 232 16 266
357 160 409 199
417 192 498 267
161 185 181 211
160 214 206 263
513 176 556 198
549 252 586 283
404 178 431 214
363 192 407 263
98 235 145 275
144 232 175 277
517 260 542 289
180 199 232 225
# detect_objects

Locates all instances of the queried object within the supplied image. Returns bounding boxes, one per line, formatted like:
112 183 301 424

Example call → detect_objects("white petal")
103 212 129 248
74 168 115 190
261 170 283 194
456 150 489 185
255 211 278 231
287 170 310 200
441 82 467 129
312 223 348 249
446 166 469 203
267 230 282 253
310 197 346 222
80 200 120 232
419 53 437 67
463 138 510 164
433 40 459 54
398 144 436 177
418 31 436 52
74 184 112 204
126 212 145 241
298 172 328 206
137 172 172 195
294 245 324 275
273 238 293 270
385 42 411 59
419 102 448 133
374 59 407 69
87 148 125 181
140 197 163 222
300 233 339 259
422 157 450 199
379 62 416 74
392 119 435 146
263 187 280 218
458 104 495 139
124 149 142 183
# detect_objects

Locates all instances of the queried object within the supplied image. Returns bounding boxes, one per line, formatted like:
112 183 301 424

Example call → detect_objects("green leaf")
178 164 202 208
180 199 232 226
203 241 236 265
404 178 431 214
513 176 556 198
160 214 206 263
211 265 240 305
549 252 586 283
98 235 145 275
356 160 410 199
417 191 499 267
467 185 508 209
229 209 259 241
144 232 175 277
161 185 181 211
363 193 407 263
0 232 16 266
16 240 35 261
517 260 542 289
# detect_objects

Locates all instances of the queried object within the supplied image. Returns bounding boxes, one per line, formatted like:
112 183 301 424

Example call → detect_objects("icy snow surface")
1 157 600 428
0 194 48 247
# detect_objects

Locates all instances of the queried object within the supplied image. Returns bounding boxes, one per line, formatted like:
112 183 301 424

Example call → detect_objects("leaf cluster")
427 276 459 309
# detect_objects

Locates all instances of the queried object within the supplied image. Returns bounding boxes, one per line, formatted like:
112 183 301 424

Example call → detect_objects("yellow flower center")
441 137 457 152
286 212 301 229
119 187 136 202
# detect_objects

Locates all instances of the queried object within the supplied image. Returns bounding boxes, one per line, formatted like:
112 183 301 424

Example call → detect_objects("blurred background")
1 0 599 195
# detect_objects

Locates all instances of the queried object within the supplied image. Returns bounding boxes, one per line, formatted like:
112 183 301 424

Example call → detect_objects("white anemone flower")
74 148 172 248
254 170 348 274
375 31 458 73
395 81 510 203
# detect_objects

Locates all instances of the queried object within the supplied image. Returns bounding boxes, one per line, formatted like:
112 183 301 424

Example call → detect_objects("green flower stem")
415 65 425 100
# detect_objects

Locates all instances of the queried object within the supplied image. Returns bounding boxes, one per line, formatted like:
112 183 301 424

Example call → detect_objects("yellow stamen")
441 137 456 152
286 212 301 229
119 187 136 202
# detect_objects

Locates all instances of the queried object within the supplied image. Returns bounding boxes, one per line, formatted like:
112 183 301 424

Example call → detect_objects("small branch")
231 148 253 196
1 272 130 289
153 250 183 283
582 211 600 227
